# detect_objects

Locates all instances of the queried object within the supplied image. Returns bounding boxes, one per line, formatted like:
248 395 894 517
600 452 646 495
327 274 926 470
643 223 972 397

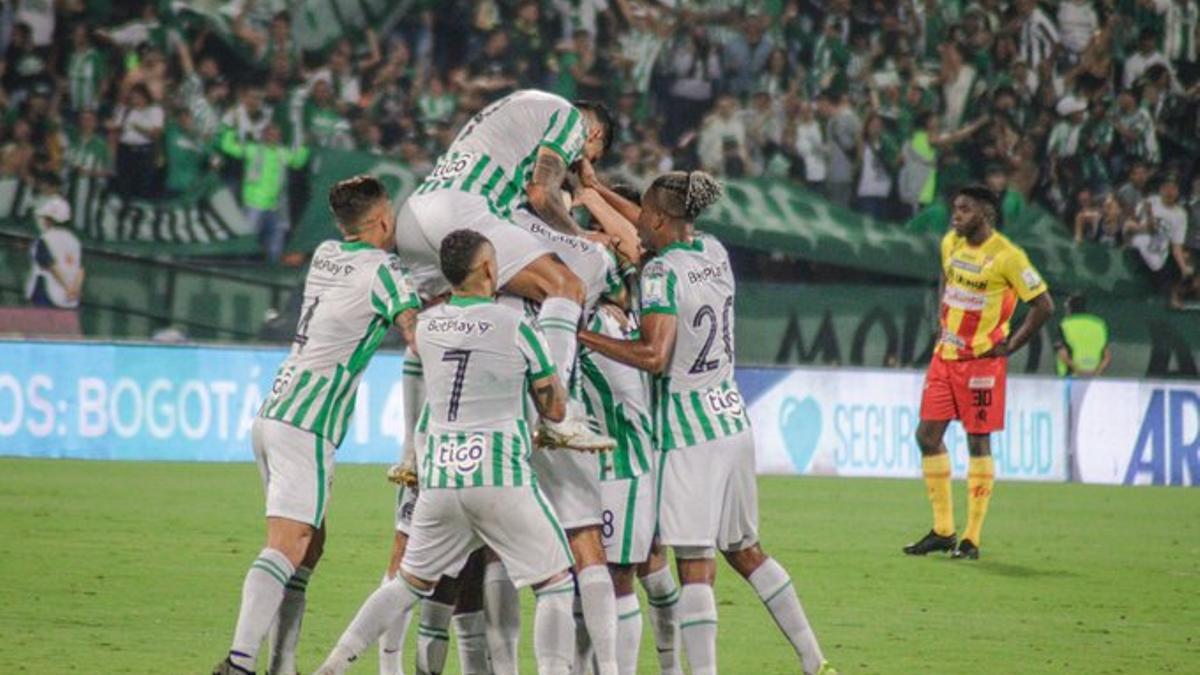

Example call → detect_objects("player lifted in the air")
579 171 837 675
314 229 578 675
394 89 616 451
212 176 421 675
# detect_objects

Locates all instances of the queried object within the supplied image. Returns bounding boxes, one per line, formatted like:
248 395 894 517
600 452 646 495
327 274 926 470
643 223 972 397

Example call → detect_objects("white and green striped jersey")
414 296 557 489
640 234 749 451
579 309 654 481
67 47 105 112
411 89 587 219
260 240 419 447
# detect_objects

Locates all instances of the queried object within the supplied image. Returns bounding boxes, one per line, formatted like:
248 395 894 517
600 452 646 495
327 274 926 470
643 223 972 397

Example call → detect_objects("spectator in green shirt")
219 123 310 263
164 110 209 198
984 163 1026 229
63 110 111 180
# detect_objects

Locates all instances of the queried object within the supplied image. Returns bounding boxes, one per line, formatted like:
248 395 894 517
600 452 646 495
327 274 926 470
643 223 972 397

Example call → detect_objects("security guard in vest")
1055 294 1112 376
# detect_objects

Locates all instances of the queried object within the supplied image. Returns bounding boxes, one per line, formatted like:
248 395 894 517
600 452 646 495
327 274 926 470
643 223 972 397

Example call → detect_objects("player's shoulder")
695 232 730 262
987 231 1028 259
513 88 573 110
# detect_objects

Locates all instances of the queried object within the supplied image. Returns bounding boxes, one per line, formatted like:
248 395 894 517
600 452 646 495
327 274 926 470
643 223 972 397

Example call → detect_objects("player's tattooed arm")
529 373 567 422
579 312 677 374
528 147 585 235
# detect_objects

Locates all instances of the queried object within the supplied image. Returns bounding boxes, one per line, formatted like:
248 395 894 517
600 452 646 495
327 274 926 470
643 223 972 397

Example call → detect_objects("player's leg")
451 550 491 675
724 545 829 675
415 572 459 675
315 490 477 675
610 564 642 675
216 419 329 675
466 485 576 675
906 356 959 555
674 552 719 675
568 526 619 675
637 541 682 675
379 529 414 675
719 429 833 675
481 549 522 675
502 253 613 450
267 522 325 674
955 433 994 559
954 356 1005 559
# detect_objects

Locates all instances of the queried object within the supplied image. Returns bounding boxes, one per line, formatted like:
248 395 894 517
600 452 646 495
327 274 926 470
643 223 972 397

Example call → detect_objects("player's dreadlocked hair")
440 229 492 287
646 171 724 221
329 175 387 232
573 100 616 156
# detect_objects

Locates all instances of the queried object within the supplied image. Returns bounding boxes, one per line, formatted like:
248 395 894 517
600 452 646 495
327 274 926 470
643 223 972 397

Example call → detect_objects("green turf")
1 458 1198 674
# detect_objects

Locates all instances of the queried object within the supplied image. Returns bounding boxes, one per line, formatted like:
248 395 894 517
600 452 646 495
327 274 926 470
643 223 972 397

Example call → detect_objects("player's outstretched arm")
577 188 641 264
579 312 677 374
530 371 568 423
528 147 586 236
578 157 642 224
1001 291 1055 356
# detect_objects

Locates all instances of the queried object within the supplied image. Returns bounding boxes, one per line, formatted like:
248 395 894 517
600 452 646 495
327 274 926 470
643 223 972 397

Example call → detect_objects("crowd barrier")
1 341 1196 487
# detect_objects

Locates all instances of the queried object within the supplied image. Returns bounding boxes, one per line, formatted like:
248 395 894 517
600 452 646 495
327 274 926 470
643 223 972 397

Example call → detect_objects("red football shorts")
919 354 1007 434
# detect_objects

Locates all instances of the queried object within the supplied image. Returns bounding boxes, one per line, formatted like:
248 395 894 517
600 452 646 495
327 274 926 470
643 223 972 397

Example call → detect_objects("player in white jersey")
315 230 579 675
214 176 421 675
394 89 616 451
579 172 838 675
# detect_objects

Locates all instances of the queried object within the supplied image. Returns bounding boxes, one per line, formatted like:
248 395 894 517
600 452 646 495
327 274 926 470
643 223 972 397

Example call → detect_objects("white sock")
615 594 642 675
268 565 311 675
483 561 521 675
749 558 825 674
379 574 414 675
639 566 682 674
537 297 582 389
677 584 718 675
577 565 619 675
572 595 592 674
453 611 490 675
533 577 576 675
318 578 428 675
416 599 453 675
229 548 295 671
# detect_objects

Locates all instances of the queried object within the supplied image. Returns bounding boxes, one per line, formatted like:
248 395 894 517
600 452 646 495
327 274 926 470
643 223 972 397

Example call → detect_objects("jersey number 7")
442 349 472 422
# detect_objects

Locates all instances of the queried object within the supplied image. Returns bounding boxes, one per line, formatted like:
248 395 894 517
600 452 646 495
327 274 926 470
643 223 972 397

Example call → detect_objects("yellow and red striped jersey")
937 230 1047 360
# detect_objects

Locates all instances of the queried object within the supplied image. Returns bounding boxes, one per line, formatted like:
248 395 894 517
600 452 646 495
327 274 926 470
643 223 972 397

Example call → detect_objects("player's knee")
723 543 767 578
967 434 992 457
915 427 941 454
609 564 637 595
401 571 436 594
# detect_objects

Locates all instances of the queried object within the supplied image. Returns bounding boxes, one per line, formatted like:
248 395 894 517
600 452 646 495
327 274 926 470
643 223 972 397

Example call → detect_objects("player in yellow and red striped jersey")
904 185 1054 561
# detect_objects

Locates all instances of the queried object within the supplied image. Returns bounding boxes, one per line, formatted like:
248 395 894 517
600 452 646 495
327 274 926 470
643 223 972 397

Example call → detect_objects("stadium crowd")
2 0 1200 304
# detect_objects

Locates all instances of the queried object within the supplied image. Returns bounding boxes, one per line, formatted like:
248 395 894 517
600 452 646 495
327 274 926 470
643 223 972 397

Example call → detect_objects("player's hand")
584 231 618 249
982 340 1009 358
577 157 599 188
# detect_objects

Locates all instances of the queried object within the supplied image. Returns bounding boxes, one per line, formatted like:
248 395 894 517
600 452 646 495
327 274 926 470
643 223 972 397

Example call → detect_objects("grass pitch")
1 458 1197 674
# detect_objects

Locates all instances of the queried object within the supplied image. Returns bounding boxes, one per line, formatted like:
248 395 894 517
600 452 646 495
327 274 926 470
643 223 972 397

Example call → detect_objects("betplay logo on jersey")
704 387 745 418
435 434 488 477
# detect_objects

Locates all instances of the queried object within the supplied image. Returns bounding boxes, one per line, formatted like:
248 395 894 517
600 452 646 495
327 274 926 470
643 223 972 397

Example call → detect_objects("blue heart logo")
778 396 822 473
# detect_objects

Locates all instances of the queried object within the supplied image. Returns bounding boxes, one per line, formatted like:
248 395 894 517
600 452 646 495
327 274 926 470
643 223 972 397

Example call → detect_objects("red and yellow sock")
921 454 955 537
963 456 995 545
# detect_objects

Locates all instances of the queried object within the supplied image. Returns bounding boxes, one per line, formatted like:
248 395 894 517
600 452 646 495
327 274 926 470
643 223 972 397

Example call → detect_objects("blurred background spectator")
0 0 1195 309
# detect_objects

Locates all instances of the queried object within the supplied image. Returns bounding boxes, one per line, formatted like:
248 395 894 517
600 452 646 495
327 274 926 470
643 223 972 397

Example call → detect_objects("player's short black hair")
611 184 642 205
329 175 387 232
954 184 1002 227
440 229 492 287
573 100 615 156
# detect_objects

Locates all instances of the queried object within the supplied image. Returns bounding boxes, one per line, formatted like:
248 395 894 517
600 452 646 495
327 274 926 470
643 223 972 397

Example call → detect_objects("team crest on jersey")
703 388 745 418
435 434 487 476
1021 267 1044 290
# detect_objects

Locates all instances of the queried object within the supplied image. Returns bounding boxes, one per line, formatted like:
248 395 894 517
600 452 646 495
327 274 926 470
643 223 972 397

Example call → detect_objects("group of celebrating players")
211 86 1053 675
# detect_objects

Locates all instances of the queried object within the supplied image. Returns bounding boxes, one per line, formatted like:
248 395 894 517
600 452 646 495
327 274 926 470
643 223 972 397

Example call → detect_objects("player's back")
641 233 748 450
579 307 654 481
412 90 584 218
416 297 550 488
260 240 417 445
